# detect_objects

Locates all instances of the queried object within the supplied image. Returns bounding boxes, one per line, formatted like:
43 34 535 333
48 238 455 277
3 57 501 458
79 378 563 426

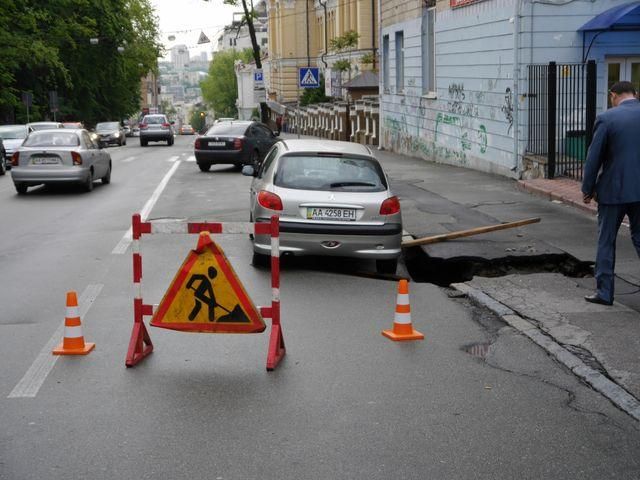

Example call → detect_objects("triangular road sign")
197 31 210 44
151 232 265 333
300 68 319 87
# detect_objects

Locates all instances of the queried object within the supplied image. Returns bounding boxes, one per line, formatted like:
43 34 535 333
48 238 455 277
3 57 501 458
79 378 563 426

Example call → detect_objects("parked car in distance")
0 138 6 175
179 124 195 135
242 139 402 274
139 114 174 146
11 129 112 194
132 126 140 137
123 125 132 137
63 122 84 129
95 121 126 147
194 121 279 172
27 121 64 131
0 124 31 172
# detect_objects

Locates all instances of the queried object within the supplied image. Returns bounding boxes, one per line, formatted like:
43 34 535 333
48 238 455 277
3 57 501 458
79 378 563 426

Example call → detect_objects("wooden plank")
401 217 541 248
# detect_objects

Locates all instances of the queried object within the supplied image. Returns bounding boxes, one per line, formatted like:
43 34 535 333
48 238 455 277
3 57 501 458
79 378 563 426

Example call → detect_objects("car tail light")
195 138 201 149
162 122 171 128
71 151 82 165
257 190 283 211
139 123 148 130
380 196 401 215
11 152 19 166
233 138 243 150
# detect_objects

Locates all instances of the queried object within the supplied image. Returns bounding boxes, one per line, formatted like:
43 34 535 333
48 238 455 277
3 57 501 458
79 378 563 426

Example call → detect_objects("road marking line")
167 155 180 162
186 155 196 162
122 156 137 163
111 160 182 254
8 284 103 399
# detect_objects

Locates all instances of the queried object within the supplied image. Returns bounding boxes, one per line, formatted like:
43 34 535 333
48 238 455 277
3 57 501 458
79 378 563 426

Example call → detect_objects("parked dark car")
194 121 279 172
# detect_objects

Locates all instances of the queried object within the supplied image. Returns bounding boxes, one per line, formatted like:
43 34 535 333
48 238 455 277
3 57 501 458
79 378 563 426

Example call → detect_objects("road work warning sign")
150 232 265 333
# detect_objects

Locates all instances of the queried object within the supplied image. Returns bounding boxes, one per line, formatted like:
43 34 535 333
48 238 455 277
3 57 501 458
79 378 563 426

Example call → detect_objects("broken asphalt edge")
451 282 640 422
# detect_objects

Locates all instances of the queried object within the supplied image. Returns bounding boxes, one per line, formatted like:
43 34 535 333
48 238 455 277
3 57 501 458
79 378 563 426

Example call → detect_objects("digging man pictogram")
185 266 250 323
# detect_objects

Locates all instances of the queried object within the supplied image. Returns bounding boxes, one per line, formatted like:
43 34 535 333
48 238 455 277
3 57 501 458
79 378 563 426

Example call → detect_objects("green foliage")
200 50 246 118
0 0 161 124
300 77 330 107
332 60 351 72
329 30 360 53
360 52 374 65
190 109 206 132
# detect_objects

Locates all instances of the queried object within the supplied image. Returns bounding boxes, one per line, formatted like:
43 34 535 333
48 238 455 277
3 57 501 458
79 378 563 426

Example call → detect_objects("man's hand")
583 193 593 204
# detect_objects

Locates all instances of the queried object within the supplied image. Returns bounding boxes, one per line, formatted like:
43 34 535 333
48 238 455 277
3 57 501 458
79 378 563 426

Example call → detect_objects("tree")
201 49 253 118
0 0 161 124
205 0 267 122
300 76 330 107
190 109 207 133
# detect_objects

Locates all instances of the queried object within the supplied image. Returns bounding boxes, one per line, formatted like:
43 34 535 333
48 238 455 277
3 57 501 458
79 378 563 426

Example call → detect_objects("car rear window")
144 116 166 125
205 124 248 136
274 155 387 192
24 131 80 147
0 126 27 139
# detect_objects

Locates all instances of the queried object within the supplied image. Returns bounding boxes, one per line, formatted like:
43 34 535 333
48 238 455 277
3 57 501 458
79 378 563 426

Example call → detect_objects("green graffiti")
461 132 471 151
478 124 488 154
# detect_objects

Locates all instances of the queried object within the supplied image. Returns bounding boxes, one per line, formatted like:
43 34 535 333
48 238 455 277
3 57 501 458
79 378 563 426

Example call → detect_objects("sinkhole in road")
403 247 593 287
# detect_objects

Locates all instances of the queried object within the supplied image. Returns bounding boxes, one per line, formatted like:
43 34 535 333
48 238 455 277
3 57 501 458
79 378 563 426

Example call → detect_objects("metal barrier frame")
125 213 285 371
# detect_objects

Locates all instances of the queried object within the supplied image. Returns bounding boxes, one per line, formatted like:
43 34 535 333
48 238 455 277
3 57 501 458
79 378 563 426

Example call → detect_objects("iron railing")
526 60 597 180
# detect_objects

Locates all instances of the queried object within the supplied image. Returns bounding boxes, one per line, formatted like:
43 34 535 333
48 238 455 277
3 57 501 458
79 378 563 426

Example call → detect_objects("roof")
578 2 640 32
343 71 379 90
280 139 372 156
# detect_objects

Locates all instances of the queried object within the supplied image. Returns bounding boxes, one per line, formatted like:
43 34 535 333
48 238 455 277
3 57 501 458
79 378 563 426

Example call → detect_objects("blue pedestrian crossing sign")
299 67 320 88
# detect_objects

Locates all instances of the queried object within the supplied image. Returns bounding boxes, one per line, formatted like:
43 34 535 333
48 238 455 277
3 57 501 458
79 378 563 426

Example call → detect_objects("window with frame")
421 7 436 95
382 35 390 91
395 31 404 92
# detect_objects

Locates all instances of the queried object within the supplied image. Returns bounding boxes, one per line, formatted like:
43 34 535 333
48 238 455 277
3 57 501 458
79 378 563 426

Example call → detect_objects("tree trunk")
241 0 268 123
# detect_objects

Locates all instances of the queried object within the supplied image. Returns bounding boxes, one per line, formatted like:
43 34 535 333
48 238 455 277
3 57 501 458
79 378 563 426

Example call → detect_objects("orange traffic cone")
52 291 95 355
382 279 424 341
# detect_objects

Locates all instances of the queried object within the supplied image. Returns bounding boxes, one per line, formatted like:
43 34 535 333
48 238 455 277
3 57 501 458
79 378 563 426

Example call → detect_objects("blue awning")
579 2 640 32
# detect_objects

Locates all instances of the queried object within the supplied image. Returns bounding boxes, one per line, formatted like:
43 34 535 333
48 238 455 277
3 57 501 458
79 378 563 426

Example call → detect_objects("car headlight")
115 132 121 137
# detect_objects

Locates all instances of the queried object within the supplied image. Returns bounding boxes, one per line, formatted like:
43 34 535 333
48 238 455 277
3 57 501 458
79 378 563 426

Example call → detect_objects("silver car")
242 139 402 274
0 124 32 172
11 129 112 194
27 121 64 131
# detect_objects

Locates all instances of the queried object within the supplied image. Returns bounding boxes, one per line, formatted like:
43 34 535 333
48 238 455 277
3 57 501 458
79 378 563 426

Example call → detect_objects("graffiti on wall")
447 83 479 118
501 87 514 134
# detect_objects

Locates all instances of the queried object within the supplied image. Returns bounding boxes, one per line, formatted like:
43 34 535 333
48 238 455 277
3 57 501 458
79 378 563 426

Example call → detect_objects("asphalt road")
0 135 639 479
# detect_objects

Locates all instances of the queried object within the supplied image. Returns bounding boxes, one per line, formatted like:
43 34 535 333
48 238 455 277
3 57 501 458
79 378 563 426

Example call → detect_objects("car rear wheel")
140 139 147 147
252 251 270 268
84 170 94 192
198 163 211 172
376 258 398 275
14 183 27 195
0 159 5 175
102 163 111 184
167 137 174 146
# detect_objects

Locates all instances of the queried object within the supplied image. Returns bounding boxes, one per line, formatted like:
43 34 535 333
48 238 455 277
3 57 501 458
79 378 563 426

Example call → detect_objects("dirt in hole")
404 248 593 287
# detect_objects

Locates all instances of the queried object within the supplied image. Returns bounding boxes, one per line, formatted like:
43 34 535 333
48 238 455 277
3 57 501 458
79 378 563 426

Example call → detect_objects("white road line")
111 160 182 254
8 284 103 399
122 156 137 163
186 155 196 162
167 155 179 162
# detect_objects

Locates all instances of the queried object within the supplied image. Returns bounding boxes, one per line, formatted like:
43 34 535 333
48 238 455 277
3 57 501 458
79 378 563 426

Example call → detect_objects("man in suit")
582 81 640 306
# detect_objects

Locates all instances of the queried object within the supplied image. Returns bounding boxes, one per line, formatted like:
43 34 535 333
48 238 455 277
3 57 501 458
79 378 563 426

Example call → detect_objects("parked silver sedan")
242 139 402 274
11 129 112 194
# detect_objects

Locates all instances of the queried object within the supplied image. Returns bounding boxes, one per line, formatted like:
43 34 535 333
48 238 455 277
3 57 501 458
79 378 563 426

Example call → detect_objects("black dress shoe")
584 294 613 306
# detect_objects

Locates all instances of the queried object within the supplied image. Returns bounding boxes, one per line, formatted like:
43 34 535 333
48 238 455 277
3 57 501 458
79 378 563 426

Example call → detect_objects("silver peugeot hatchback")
243 139 402 274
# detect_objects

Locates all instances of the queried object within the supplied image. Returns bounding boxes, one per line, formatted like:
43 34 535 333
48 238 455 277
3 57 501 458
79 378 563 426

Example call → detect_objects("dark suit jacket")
582 99 640 205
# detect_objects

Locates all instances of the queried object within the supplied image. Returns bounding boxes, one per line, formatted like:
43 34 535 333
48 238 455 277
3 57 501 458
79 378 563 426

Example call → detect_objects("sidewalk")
370 147 640 420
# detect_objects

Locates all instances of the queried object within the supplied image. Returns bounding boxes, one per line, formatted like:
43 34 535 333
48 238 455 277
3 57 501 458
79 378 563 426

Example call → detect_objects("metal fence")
526 61 597 180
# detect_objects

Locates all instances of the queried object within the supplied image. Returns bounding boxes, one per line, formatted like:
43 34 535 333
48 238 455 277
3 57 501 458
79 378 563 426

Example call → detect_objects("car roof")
279 139 373 156
28 121 61 126
0 124 27 129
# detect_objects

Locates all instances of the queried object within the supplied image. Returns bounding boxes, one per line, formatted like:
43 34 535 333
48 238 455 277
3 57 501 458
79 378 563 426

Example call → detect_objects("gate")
526 60 597 180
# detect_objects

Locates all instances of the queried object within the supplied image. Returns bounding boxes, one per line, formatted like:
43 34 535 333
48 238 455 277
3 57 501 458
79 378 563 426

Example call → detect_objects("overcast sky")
149 0 237 60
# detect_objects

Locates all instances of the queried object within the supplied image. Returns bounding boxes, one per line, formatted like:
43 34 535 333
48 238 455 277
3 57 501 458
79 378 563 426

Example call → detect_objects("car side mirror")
170 121 175 125
273 131 280 137
242 165 256 177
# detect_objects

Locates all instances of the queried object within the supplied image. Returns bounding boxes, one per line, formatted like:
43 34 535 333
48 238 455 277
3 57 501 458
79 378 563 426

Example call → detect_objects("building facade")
380 0 640 178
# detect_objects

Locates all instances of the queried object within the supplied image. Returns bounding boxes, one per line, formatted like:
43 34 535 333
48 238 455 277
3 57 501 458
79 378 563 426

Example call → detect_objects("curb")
452 282 640 422
516 180 597 216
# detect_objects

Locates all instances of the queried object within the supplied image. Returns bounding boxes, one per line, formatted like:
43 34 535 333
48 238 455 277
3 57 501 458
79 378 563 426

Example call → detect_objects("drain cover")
464 343 491 359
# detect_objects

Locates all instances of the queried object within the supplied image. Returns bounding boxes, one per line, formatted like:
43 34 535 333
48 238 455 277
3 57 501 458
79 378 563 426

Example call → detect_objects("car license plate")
208 141 225 147
32 157 60 165
306 207 357 221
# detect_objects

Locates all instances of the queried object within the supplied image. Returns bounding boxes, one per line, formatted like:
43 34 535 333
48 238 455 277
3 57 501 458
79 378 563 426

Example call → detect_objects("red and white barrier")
125 213 285 370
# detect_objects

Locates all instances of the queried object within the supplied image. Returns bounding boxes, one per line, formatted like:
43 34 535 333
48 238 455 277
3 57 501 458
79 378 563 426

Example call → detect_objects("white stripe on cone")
63 325 85 339
396 293 409 304
394 312 412 325
66 306 80 318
